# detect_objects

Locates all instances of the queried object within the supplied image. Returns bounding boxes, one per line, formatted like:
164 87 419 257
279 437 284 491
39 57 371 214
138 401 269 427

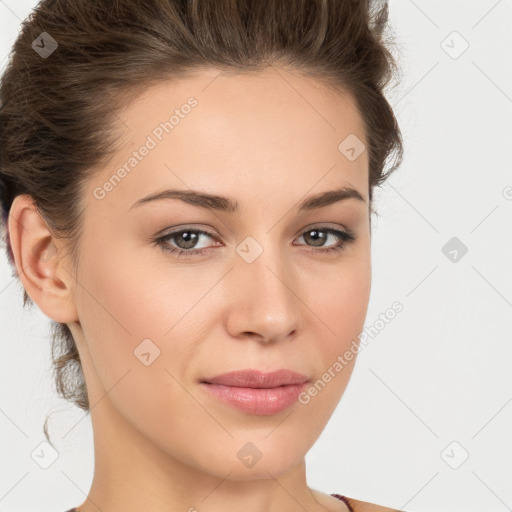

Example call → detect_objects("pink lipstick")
199 369 309 415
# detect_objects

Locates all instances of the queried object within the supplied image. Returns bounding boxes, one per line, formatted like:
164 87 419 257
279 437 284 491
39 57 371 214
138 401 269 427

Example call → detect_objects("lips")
199 369 311 415
201 369 309 388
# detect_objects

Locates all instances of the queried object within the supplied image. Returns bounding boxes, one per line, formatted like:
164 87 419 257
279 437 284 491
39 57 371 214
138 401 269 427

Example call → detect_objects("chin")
187 441 305 481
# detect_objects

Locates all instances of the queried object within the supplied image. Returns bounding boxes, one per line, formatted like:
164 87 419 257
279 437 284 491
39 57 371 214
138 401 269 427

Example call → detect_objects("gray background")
1 1 511 511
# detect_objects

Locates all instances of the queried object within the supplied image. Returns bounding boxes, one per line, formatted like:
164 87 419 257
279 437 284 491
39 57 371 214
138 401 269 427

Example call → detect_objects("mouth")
199 369 310 415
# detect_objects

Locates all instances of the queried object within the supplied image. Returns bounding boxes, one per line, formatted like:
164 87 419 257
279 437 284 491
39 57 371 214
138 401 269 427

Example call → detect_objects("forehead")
120 66 367 145
88 66 369 211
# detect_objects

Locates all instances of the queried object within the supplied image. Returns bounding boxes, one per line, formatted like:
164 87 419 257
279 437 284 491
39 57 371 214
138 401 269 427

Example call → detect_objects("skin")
8 66 386 512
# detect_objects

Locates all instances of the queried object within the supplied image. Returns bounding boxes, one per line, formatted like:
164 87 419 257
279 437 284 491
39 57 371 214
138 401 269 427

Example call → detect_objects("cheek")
312 254 371 326
74 248 198 427
77 237 200 338
296 263 370 420
308 256 371 378
74 241 215 394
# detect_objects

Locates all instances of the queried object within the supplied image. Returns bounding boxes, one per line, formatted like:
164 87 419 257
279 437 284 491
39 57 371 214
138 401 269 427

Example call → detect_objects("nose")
224 242 302 345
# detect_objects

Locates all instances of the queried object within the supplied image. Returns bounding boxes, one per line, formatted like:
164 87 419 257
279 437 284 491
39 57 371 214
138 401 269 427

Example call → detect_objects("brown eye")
295 227 356 254
155 228 217 258
302 229 328 247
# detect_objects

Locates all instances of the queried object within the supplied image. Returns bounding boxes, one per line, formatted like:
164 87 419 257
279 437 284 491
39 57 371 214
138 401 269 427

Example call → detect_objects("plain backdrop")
1 1 511 511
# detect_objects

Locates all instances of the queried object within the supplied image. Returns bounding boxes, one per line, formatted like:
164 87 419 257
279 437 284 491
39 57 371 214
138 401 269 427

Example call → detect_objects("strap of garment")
331 493 355 512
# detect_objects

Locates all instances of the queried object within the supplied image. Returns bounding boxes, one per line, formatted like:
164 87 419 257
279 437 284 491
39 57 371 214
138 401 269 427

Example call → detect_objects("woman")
0 0 404 510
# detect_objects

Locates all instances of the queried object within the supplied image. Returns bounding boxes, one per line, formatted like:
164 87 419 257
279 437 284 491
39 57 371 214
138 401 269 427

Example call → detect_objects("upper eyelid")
160 224 353 244
161 223 350 236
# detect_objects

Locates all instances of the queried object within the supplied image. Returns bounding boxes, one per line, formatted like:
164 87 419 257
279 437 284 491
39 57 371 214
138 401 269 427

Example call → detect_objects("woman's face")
69 66 371 480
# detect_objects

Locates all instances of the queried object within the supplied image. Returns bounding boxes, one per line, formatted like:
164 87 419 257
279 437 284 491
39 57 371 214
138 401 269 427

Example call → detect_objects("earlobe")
7 194 79 324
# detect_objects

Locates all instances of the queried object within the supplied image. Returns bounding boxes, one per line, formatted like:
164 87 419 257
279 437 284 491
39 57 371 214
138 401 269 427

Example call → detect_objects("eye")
153 225 356 258
154 228 217 258
294 227 356 254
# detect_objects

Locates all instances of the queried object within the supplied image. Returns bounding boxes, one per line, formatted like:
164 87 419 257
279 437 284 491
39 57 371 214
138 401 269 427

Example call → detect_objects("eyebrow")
129 185 366 213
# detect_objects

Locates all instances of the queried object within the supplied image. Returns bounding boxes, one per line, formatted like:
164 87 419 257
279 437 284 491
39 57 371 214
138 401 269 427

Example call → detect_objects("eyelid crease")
155 222 354 243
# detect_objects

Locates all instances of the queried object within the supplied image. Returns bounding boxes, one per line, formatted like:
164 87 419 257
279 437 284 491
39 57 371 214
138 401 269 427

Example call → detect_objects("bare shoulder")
346 496 405 512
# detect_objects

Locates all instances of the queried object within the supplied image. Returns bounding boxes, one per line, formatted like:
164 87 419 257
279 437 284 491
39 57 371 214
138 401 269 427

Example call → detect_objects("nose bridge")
228 232 300 340
237 230 290 294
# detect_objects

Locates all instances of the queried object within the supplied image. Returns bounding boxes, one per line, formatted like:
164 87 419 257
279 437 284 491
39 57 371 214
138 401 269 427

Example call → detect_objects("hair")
0 0 403 443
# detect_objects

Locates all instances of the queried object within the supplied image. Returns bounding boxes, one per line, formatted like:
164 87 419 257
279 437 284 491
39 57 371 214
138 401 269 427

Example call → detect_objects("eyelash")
153 225 356 258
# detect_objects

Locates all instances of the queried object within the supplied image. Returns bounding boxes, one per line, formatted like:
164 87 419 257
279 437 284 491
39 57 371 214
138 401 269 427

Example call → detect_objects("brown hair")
0 0 403 440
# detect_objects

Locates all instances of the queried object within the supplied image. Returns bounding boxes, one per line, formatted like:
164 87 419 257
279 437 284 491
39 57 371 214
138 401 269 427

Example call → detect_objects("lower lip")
199 382 308 415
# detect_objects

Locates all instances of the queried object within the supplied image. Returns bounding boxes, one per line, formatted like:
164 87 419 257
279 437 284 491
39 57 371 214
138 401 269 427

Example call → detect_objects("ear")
8 194 79 324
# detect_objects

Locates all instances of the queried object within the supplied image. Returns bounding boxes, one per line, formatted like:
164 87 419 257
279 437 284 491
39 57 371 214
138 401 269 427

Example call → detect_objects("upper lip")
201 369 309 388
